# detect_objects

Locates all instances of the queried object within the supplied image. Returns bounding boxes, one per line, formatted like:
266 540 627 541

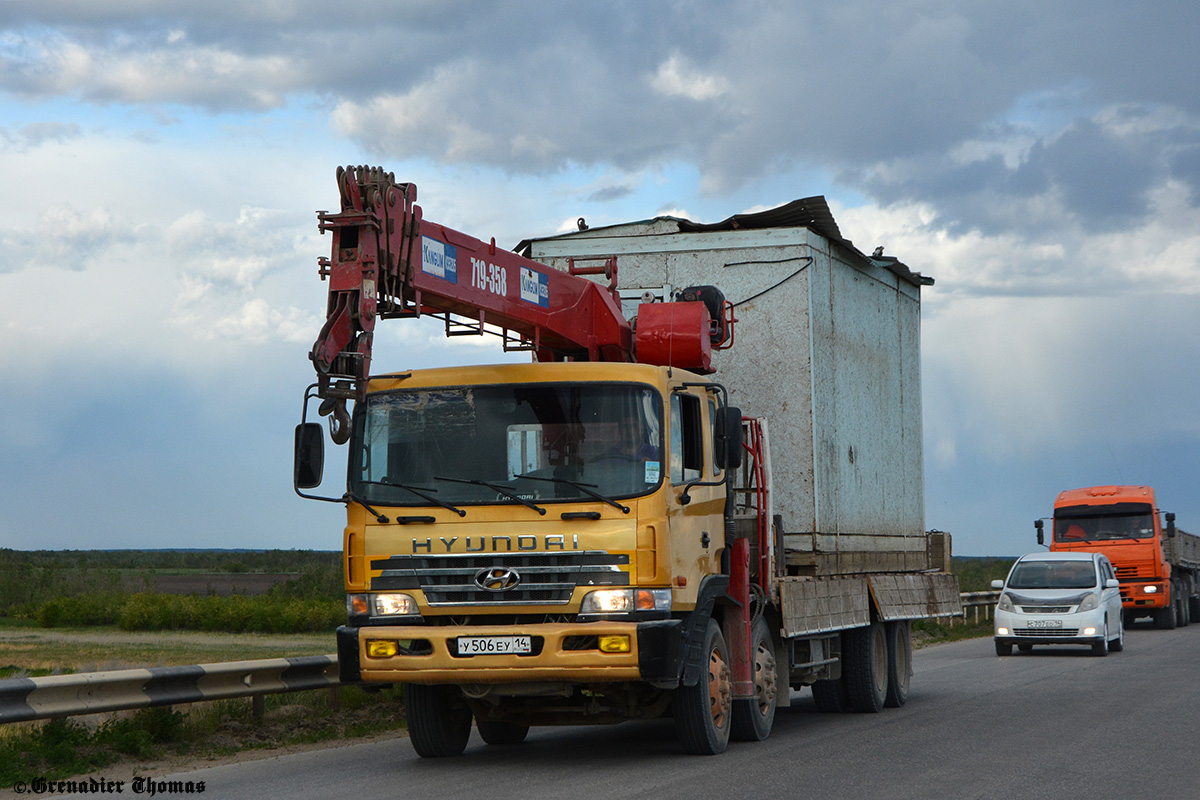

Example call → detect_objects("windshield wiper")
344 491 389 523
516 474 629 514
433 476 546 515
360 479 466 517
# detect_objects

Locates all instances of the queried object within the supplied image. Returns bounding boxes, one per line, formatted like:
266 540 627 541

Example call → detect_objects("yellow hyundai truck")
294 167 960 757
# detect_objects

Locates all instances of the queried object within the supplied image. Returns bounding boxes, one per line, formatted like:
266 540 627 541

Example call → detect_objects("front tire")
1091 624 1109 657
1110 618 1124 652
404 684 472 758
475 718 529 746
731 616 778 741
995 641 1013 657
1155 600 1177 630
673 618 732 755
845 621 888 712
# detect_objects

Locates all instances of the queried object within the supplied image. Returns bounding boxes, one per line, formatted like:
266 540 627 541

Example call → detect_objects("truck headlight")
347 593 419 617
580 588 671 615
374 593 418 616
997 593 1015 612
1077 593 1099 612
1143 585 1159 594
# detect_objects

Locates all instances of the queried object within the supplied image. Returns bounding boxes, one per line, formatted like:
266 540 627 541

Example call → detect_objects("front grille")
370 551 629 606
1115 564 1155 580
1019 606 1072 613
1013 627 1080 637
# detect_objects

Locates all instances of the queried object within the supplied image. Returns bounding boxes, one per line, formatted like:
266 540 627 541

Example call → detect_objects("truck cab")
298 360 747 753
1044 486 1180 628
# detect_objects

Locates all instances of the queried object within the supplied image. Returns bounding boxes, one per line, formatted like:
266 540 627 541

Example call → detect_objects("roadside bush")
113 593 341 634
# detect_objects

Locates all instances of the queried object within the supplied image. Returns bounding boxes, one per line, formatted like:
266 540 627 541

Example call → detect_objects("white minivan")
992 551 1124 657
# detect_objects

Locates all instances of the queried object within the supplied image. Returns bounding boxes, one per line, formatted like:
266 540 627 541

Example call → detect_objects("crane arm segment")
310 166 633 410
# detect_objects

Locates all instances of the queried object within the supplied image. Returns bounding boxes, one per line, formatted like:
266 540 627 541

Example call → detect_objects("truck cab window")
670 392 703 483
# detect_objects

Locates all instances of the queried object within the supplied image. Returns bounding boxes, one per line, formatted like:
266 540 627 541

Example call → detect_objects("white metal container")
525 203 930 564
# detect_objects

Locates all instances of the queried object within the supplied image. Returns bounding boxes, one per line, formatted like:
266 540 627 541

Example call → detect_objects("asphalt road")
153 623 1200 800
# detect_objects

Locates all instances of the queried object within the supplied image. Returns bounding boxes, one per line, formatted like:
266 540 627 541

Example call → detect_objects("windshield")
351 382 664 507
1008 561 1098 590
1054 502 1154 542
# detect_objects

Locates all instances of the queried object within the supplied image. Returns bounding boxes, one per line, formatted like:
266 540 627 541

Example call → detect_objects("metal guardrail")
0 655 339 725
958 590 1001 624
1 591 1002 725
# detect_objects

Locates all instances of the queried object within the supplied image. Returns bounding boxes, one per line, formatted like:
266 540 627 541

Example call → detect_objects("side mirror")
1105 578 1119 589
294 423 325 490
991 579 1004 590
1166 512 1176 538
716 406 743 470
1034 519 1044 546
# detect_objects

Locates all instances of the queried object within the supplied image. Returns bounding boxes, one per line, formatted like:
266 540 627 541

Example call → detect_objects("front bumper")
1118 582 1168 609
337 619 683 686
994 607 1107 647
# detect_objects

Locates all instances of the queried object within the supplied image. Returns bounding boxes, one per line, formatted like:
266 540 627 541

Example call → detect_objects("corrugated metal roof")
517 196 932 287
676 196 844 242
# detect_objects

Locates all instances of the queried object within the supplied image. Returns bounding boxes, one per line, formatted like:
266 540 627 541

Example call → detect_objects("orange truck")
1037 486 1200 629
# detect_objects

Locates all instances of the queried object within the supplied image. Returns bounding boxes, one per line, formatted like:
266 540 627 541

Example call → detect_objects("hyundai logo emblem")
474 567 521 592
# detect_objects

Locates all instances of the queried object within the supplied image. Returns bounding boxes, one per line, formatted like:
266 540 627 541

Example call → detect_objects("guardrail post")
252 694 265 723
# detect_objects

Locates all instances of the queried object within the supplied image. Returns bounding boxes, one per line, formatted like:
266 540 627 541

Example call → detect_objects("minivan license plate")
1027 619 1062 628
457 636 532 655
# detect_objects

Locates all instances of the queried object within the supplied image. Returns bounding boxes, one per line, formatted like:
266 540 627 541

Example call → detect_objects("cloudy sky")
2 1 1197 557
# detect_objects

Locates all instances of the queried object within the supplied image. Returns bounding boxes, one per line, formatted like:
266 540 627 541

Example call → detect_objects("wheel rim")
708 644 732 728
752 637 777 714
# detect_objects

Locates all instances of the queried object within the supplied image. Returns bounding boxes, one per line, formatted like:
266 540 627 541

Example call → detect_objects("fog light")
1083 627 1097 636
996 627 1009 636
599 635 631 653
367 639 398 658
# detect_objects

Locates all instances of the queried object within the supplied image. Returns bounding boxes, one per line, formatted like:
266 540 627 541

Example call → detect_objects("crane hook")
319 398 353 445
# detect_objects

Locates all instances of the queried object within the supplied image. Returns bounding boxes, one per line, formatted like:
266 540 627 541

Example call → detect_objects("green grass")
0 686 407 789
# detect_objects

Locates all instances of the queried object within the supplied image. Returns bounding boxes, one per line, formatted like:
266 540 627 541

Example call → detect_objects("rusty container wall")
527 223 925 550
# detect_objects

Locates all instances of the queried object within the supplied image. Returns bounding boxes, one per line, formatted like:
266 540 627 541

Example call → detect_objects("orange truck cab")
1038 485 1200 629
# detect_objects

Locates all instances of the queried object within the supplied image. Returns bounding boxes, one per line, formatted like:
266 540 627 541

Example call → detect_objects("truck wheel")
673 618 732 754
995 641 1012 657
731 616 777 741
475 718 529 746
811 677 851 712
404 683 472 758
1122 609 1136 629
884 620 911 708
845 621 888 713
1190 595 1200 622
1179 588 1191 626
1154 602 1177 630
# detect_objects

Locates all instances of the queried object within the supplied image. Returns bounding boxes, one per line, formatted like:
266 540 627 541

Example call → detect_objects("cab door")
666 387 724 590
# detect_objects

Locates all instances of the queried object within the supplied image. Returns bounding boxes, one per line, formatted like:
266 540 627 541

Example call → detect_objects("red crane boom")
309 166 729 440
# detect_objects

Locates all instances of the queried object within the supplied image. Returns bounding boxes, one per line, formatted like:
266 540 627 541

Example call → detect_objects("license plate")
457 636 532 655
1027 619 1063 628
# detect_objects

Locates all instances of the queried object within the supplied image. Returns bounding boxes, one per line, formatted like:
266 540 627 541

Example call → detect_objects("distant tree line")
0 549 343 633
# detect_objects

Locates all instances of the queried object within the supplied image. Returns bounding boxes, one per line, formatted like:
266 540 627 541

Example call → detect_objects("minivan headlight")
1077 593 1099 612
997 593 1015 612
